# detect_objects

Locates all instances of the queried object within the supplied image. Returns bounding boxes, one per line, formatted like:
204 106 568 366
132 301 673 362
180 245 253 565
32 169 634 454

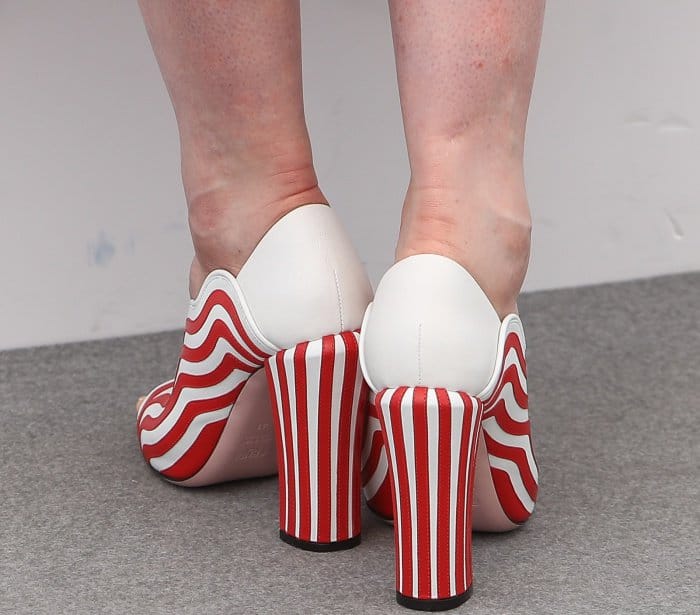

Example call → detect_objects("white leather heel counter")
360 254 501 394
236 205 372 349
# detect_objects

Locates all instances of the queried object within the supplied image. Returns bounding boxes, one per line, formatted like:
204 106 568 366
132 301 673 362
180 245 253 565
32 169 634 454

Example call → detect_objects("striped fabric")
362 317 538 529
376 387 482 603
361 392 393 520
481 325 538 524
137 275 277 482
265 331 368 546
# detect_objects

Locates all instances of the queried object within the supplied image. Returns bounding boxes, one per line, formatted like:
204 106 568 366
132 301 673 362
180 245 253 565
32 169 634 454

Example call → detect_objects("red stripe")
181 319 262 367
185 289 228 334
486 399 531 436
389 387 413 597
412 387 431 600
375 389 398 526
483 364 528 412
293 342 311 541
351 376 368 535
137 381 173 423
157 419 227 481
490 467 533 523
482 431 538 500
361 428 385 484
454 393 469 596
361 396 383 485
138 355 244 432
336 333 356 540
436 388 453 598
185 289 267 359
316 335 335 542
140 385 243 460
140 381 173 405
148 390 172 409
460 393 480 591
277 350 297 535
366 473 393 521
502 332 527 377
265 356 287 534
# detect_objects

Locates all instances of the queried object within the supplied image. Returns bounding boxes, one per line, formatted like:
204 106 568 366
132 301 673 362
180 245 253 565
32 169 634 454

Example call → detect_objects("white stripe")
183 304 253 356
362 416 382 466
139 369 250 442
448 395 465 597
488 454 535 512
284 349 300 536
482 416 538 483
427 389 439 599
178 335 259 374
227 289 277 357
186 286 221 321
381 390 402 592
137 382 173 421
401 389 419 596
497 381 529 422
187 284 273 358
148 406 230 471
269 358 290 528
329 340 345 542
447 392 466 590
306 339 321 543
139 399 165 424
447 391 474 591
502 346 527 394
363 448 388 500
464 396 479 591
347 348 363 536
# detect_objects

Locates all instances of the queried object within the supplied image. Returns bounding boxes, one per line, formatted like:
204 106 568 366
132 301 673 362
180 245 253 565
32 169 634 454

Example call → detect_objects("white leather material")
236 204 373 349
360 254 502 395
476 313 526 400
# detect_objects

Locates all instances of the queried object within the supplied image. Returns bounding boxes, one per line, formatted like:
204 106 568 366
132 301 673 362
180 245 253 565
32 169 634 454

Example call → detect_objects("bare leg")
389 0 545 317
138 1 324 297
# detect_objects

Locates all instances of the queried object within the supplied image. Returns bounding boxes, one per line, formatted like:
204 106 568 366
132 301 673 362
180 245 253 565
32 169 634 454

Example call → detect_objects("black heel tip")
396 587 472 611
279 530 361 552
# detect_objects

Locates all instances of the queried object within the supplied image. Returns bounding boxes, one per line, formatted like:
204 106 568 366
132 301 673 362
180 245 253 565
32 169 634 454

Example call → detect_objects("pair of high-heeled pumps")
136 204 538 611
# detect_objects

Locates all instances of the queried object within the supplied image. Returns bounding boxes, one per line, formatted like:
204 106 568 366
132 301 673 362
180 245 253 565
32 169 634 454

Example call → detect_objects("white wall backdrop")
1 1 698 350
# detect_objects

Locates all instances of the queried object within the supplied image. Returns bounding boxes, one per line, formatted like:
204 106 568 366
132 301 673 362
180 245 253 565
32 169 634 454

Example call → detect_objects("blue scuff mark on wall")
88 231 116 266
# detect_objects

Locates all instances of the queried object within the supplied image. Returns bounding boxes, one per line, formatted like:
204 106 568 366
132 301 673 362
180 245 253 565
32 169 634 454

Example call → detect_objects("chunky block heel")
362 315 539 533
376 386 483 611
265 330 368 551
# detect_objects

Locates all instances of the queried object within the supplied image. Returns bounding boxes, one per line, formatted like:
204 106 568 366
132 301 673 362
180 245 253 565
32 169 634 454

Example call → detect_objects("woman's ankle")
396 182 531 319
183 140 326 297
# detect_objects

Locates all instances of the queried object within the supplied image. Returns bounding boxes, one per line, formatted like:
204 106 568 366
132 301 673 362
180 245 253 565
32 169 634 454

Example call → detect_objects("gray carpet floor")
1 273 699 614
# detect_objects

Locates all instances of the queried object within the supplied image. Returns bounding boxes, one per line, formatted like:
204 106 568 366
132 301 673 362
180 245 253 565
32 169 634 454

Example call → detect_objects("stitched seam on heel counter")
333 267 345 331
417 323 422 386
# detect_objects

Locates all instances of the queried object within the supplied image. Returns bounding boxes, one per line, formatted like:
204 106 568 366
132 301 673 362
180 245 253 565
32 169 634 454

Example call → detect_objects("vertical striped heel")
376 387 483 611
265 331 368 552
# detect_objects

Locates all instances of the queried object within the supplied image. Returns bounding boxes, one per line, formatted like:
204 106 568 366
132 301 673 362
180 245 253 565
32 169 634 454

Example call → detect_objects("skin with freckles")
138 0 325 297
139 1 544 316
389 0 545 317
